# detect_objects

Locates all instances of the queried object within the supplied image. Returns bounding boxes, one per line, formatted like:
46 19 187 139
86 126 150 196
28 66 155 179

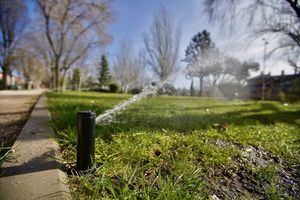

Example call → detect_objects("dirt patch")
211 139 300 199
0 94 40 147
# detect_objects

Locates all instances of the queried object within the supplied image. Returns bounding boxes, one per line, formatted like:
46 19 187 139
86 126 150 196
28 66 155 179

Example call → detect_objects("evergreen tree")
184 30 214 64
99 55 111 88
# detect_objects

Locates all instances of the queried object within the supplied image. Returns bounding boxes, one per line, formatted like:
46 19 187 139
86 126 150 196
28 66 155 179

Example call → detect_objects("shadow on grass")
47 92 300 144
47 92 129 102
97 103 300 140
128 103 254 112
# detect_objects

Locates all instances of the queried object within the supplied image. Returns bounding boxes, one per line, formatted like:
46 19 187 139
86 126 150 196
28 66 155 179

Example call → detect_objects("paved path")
0 95 71 200
0 90 43 147
0 89 45 95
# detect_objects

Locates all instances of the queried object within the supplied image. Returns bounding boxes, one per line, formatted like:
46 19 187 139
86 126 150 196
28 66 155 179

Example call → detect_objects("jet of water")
95 81 167 124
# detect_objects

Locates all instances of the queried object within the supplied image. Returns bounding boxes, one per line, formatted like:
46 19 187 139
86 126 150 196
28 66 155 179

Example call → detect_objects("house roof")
248 73 300 83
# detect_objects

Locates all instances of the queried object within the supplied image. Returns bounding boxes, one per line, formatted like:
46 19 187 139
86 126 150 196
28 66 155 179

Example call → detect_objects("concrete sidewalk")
0 95 71 200
0 89 45 96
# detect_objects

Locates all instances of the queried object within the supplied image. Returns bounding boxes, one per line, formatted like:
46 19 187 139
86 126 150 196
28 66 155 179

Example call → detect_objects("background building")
247 70 300 100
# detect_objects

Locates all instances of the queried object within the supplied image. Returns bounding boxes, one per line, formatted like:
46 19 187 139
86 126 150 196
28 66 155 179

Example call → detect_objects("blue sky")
106 0 294 88
106 0 221 88
107 0 205 51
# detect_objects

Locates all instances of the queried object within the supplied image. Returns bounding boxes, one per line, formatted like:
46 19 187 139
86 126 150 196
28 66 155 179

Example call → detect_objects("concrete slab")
0 95 71 200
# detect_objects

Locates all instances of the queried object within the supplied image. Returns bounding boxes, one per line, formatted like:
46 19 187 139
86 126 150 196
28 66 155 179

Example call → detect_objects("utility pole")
261 38 268 101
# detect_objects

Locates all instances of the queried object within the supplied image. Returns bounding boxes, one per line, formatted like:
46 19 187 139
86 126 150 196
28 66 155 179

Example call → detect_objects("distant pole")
261 38 268 101
77 111 96 171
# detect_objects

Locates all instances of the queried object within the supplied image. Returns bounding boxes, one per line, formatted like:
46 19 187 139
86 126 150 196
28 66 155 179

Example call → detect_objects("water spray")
76 80 168 170
95 81 167 124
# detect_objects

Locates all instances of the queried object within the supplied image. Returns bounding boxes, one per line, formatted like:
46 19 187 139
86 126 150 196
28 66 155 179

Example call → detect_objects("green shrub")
109 83 119 93
218 82 246 99
94 88 109 93
130 88 141 94
288 78 300 102
278 90 286 102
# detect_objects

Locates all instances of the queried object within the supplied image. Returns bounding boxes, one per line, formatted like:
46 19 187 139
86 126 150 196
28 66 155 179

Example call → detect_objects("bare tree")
112 40 137 93
287 51 300 73
134 51 150 89
0 0 27 89
143 6 181 82
13 48 48 89
36 0 113 91
27 32 54 87
205 0 300 56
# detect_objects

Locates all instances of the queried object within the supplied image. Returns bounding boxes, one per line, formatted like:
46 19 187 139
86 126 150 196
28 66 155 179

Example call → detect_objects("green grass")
47 91 300 199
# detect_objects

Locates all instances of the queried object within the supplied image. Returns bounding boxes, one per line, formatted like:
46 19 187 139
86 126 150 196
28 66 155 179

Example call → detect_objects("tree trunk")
61 76 66 92
199 76 203 96
190 78 194 96
78 77 81 91
25 79 29 90
54 60 60 92
9 72 13 88
51 67 55 90
1 57 11 90
2 67 8 90
121 82 125 93
60 70 67 92
55 67 60 91
28 81 33 90
212 78 218 97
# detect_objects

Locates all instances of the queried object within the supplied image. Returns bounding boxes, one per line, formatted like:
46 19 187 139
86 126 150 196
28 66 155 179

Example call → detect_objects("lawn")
47 91 300 199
